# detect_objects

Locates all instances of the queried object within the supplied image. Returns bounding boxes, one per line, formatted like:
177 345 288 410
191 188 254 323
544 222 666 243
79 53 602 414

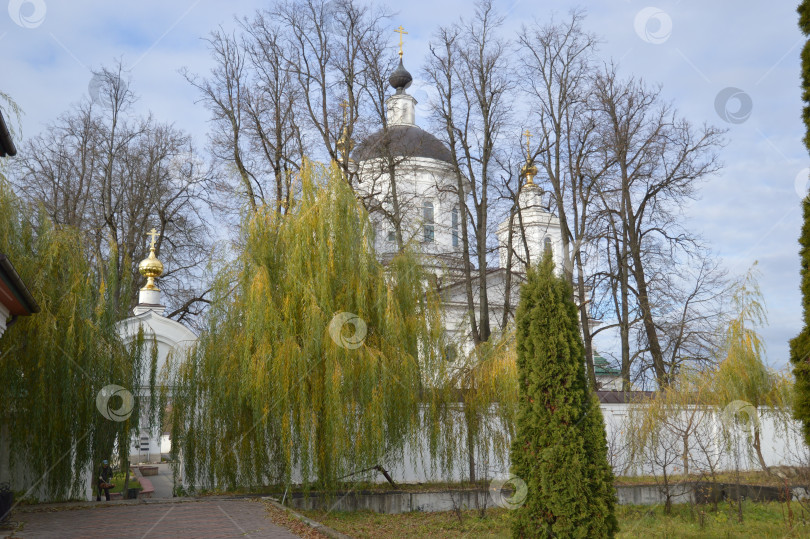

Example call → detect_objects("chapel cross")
395 25 408 58
146 228 160 250
523 129 532 160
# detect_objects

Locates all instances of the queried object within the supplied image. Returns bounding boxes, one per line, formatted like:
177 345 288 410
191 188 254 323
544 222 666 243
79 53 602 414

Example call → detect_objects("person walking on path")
96 460 113 501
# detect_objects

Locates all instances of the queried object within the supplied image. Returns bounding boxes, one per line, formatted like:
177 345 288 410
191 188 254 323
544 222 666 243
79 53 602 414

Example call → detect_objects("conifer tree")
511 253 617 538
791 1 810 446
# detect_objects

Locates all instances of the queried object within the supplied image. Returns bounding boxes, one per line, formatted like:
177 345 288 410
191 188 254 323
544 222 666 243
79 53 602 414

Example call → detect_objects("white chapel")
116 229 197 463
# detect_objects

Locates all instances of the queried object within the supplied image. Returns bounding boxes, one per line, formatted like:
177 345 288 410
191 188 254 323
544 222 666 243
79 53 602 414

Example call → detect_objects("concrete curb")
13 495 257 513
262 497 353 539
131 467 154 498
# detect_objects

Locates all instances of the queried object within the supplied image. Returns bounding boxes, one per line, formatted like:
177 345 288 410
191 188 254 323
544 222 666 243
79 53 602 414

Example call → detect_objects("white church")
112 54 802 486
351 54 621 389
114 53 621 473
116 231 196 463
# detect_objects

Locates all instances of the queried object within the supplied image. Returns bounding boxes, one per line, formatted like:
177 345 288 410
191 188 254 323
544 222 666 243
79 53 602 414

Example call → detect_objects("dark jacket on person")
97 464 112 485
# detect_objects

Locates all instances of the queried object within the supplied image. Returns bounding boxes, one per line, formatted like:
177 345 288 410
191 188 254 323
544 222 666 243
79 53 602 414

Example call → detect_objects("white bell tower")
497 131 563 273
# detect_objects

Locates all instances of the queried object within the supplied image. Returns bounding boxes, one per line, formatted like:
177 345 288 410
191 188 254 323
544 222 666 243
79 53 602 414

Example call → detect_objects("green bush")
510 253 617 538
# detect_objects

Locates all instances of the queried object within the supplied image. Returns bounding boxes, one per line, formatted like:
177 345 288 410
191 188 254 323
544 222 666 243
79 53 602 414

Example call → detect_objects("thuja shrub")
510 253 617 538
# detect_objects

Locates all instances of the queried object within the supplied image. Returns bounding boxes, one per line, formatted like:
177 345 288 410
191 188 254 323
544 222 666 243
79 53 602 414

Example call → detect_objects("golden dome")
139 250 163 277
139 228 164 291
520 128 537 186
521 161 538 186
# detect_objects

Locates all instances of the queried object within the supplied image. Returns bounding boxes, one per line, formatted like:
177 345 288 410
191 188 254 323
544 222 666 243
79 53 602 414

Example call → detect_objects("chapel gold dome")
138 250 164 278
521 162 538 184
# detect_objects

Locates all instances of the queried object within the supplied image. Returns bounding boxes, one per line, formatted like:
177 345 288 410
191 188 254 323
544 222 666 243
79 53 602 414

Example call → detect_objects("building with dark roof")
0 109 38 338
354 124 453 164
351 54 622 388
0 254 40 338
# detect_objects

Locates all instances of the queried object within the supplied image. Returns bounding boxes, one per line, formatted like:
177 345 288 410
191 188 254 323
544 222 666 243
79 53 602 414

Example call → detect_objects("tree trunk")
624 192 667 386
465 408 476 484
576 256 597 389
630 246 667 386
122 457 130 499
752 427 770 473
501 204 517 329
476 201 490 343
455 171 479 344
682 434 689 476
620 235 631 391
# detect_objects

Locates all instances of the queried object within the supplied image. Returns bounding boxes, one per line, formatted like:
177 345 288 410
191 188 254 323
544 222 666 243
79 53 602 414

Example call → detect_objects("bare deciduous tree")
592 68 725 387
518 10 606 387
426 0 514 346
11 63 213 323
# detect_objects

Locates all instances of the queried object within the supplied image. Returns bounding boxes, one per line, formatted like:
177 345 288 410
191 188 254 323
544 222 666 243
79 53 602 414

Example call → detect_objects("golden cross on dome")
395 25 408 58
523 129 532 160
146 228 160 250
520 129 538 186
339 100 349 123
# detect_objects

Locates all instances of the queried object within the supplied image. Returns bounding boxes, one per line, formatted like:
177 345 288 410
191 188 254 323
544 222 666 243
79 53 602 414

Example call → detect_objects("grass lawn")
300 500 810 538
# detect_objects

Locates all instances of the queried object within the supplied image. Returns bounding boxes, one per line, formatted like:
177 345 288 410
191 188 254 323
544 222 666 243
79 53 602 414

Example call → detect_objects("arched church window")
387 229 396 242
544 236 552 256
451 206 459 247
423 201 434 243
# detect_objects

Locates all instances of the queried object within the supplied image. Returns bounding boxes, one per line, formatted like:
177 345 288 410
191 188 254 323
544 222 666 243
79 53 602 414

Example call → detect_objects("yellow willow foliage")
169 162 448 492
0 182 144 500
625 369 711 465
713 263 790 410
419 330 520 483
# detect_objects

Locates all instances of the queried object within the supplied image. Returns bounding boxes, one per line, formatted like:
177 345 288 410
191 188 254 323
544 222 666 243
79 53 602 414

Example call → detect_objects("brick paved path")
10 499 301 538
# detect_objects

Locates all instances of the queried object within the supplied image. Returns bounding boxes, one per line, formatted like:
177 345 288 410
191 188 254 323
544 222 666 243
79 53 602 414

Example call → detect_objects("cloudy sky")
2 0 805 369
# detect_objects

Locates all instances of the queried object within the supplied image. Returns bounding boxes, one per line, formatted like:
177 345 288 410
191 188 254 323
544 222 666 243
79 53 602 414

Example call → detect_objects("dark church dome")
353 125 453 164
389 59 413 92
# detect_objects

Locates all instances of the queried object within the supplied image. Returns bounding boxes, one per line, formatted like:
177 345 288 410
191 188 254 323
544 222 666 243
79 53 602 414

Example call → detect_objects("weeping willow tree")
0 180 144 500
714 264 791 472
624 372 714 514
169 161 454 492
432 334 519 486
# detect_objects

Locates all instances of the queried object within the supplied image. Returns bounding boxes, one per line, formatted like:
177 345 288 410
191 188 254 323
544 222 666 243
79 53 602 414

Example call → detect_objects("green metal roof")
593 352 620 376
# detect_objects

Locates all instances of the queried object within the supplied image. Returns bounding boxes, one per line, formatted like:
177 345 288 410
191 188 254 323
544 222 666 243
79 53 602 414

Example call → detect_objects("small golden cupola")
134 228 166 316
520 128 538 186
138 228 164 291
